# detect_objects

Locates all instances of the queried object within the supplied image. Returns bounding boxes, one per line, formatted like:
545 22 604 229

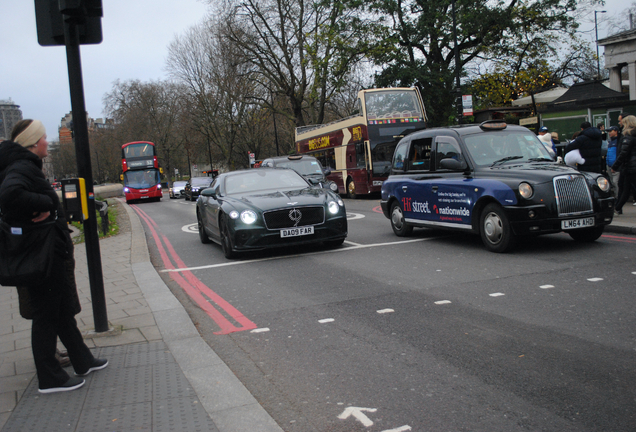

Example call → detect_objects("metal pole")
452 0 462 124
63 17 109 333
595 10 606 80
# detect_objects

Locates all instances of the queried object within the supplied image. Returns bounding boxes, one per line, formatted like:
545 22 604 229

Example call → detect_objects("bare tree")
103 80 187 182
216 0 367 127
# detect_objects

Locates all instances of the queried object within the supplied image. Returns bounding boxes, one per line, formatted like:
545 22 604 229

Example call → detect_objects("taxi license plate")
280 226 314 238
562 217 594 230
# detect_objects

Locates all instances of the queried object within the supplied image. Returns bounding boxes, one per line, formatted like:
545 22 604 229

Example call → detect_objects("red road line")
132 205 255 334
161 234 256 333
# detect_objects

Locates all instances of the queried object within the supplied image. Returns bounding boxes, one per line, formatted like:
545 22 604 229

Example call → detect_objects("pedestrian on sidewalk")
0 119 108 394
611 115 636 215
606 126 620 194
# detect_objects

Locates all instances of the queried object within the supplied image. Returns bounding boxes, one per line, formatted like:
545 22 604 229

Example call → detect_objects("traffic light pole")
63 17 109 333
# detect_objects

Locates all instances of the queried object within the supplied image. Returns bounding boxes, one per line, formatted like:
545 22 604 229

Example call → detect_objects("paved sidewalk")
606 198 636 234
0 199 282 432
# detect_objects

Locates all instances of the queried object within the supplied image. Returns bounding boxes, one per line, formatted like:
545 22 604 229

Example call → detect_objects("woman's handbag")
0 219 58 287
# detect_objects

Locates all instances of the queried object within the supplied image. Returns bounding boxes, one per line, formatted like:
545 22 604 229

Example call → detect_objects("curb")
122 199 284 432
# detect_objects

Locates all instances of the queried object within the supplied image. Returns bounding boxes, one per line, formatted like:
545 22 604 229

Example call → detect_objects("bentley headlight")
328 201 340 214
229 211 239 219
240 210 257 224
337 197 344 207
519 182 533 199
596 176 610 192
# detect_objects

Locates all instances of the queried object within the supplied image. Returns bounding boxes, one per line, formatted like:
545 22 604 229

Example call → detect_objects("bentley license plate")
280 226 314 238
562 217 594 230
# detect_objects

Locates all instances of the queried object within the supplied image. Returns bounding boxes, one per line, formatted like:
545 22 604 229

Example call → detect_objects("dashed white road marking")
489 293 505 297
377 309 395 314
587 278 604 282
161 237 440 272
435 300 452 305
540 285 555 289
318 318 334 324
251 328 270 333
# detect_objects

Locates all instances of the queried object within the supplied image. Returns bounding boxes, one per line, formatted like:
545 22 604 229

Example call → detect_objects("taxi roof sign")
480 121 507 130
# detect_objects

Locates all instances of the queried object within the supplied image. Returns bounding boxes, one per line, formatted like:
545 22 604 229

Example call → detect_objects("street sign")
462 95 473 116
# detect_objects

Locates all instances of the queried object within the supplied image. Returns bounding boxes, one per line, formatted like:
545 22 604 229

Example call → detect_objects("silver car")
169 181 188 199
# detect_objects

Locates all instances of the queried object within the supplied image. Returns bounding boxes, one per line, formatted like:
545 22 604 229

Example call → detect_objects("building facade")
0 99 23 140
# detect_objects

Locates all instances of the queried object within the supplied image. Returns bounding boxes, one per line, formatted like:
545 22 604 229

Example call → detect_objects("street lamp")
595 10 606 80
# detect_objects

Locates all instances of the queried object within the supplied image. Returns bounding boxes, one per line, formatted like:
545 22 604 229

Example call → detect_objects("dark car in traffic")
184 177 214 201
260 155 338 192
196 168 347 258
380 121 615 252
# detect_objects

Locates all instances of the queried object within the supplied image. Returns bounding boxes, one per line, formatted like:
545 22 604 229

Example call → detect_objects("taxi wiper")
528 157 553 162
491 155 523 166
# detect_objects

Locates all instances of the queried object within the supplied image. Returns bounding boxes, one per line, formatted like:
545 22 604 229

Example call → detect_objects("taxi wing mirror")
323 167 332 176
439 158 467 171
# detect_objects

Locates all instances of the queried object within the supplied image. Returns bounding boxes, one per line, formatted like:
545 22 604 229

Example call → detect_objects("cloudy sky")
0 0 629 142
2 0 210 140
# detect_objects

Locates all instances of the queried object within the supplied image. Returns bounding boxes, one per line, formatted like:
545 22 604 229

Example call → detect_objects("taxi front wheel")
480 203 516 253
390 202 413 237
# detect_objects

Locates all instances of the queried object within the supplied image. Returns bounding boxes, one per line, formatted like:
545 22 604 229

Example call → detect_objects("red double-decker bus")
121 141 162 203
295 88 427 197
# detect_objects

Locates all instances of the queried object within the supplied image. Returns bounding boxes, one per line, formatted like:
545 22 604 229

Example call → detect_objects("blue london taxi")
380 121 615 252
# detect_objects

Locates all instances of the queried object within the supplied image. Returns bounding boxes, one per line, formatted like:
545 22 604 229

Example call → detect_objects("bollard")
95 200 109 235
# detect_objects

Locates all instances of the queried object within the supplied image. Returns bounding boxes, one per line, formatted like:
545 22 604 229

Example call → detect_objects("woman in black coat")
0 119 108 393
611 115 636 215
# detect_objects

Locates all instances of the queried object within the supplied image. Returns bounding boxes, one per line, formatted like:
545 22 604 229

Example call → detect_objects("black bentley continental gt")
196 168 348 258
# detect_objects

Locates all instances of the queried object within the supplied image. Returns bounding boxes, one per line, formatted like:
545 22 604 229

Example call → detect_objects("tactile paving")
125 348 175 368
153 362 196 400
152 397 219 432
84 363 153 409
76 401 152 432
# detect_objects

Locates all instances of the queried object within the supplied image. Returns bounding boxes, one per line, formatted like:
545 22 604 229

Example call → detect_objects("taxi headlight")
329 182 338 192
519 182 533 199
596 176 610 192
240 210 257 224
328 201 340 214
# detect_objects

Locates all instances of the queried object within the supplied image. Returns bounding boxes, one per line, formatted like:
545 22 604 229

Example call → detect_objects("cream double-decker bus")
295 87 427 197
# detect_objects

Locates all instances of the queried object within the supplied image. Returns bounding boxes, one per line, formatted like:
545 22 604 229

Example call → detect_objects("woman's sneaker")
75 358 108 377
39 377 85 394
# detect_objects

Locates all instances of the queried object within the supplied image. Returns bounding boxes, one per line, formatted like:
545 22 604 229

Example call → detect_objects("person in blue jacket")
606 126 620 194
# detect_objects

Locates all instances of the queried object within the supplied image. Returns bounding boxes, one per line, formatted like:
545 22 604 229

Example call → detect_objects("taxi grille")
264 206 324 229
553 175 593 216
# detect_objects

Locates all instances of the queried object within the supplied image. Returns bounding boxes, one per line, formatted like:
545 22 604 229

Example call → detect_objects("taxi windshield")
463 131 552 166
275 159 323 176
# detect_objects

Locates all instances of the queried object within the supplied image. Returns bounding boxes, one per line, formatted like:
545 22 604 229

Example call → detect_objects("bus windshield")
124 169 161 188
365 90 425 121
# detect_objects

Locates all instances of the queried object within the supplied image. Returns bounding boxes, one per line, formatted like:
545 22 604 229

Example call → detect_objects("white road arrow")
337 407 377 427
382 426 412 432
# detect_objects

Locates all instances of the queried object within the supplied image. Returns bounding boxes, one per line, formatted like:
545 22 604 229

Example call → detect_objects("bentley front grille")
264 206 325 229
553 175 593 216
